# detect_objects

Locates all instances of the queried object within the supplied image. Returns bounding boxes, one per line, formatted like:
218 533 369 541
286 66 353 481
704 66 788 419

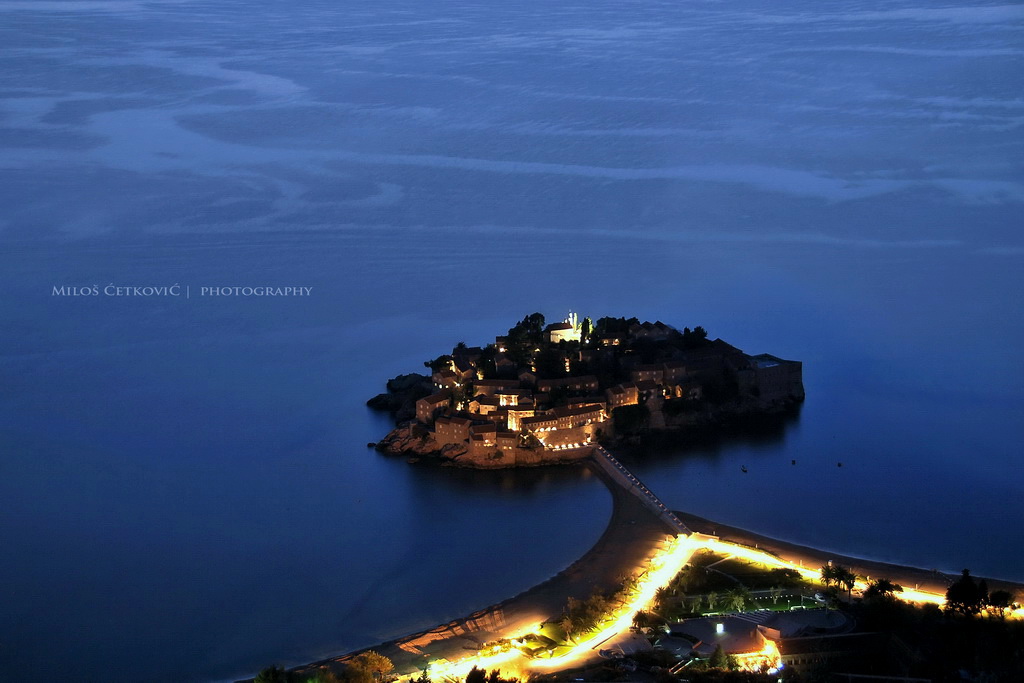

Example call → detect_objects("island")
252 313 1023 683
367 312 804 467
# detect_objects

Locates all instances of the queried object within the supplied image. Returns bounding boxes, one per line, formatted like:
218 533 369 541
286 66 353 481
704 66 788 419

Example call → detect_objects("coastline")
260 460 1024 682
279 461 676 681
674 511 1024 599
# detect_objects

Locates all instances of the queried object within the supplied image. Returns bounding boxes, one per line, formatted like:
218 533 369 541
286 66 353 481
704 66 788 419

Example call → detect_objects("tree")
561 591 612 638
465 667 486 683
835 565 858 602
620 573 641 595
819 564 838 589
581 316 592 343
505 313 547 365
255 666 288 683
820 563 856 601
507 313 545 342
987 589 1015 619
705 591 719 611
612 403 649 434
518 432 542 449
767 567 803 588
709 644 729 669
863 578 904 602
307 670 343 683
594 316 628 337
344 652 394 683
632 610 655 630
425 353 456 372
725 586 751 612
483 671 517 683
946 569 986 615
681 326 709 349
559 614 579 644
534 347 568 378
449 382 473 409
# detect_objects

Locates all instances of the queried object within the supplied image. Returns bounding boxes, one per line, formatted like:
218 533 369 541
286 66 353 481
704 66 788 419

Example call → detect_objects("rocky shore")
365 315 804 469
374 422 591 468
366 373 433 423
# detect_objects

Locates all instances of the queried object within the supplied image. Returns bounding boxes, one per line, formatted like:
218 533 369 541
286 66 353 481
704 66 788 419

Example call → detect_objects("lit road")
397 447 1021 682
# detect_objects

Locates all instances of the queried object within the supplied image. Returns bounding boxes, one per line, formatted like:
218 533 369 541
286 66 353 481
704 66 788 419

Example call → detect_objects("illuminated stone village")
256 314 1024 683
372 313 803 468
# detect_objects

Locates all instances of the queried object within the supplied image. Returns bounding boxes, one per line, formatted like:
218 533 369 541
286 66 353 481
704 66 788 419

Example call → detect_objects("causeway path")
253 450 1024 682
283 455 676 681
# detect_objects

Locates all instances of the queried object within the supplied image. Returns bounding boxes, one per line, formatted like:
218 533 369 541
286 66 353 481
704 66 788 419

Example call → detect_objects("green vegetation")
560 592 612 643
663 396 705 415
988 589 1016 619
592 316 637 337
449 381 473 407
464 666 518 683
945 568 988 615
255 667 289 683
680 325 710 348
545 578 641 647
423 354 453 373
505 312 546 365
344 652 394 683
631 609 667 631
863 577 903 602
646 550 816 622
255 652 395 683
709 644 728 669
847 579 1024 681
612 403 649 434
376 311 804 449
819 563 858 602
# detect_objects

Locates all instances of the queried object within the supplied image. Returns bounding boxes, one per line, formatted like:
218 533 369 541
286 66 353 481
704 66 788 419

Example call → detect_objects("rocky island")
367 312 804 468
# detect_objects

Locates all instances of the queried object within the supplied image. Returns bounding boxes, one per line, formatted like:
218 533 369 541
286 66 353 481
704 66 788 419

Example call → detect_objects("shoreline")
280 460 677 681
675 511 1024 598
259 459 1024 682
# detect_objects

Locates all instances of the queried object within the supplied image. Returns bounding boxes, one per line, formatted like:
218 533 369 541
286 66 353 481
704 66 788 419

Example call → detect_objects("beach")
274 457 1024 682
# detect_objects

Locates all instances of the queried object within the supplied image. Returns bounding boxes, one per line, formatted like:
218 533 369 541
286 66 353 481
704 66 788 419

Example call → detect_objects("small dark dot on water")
837 462 843 467
791 459 796 465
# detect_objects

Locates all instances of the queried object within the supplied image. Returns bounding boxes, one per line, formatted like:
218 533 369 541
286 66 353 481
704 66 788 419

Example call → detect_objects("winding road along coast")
270 450 1024 682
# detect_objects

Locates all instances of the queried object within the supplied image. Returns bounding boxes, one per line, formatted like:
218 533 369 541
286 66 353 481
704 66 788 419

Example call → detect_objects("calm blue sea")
1 0 1022 680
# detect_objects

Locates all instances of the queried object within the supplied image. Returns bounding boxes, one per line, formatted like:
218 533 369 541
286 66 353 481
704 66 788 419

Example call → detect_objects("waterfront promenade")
675 512 1024 600
263 448 1024 683
285 454 676 680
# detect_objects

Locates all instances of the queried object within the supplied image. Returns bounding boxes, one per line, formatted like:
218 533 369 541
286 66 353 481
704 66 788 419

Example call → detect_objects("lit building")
473 379 522 396
536 375 599 393
606 383 639 408
434 415 473 445
545 321 579 344
415 390 451 424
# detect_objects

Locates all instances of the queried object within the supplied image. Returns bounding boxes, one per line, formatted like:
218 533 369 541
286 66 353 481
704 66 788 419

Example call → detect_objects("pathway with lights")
286 450 679 682
278 445 991 683
590 445 690 535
